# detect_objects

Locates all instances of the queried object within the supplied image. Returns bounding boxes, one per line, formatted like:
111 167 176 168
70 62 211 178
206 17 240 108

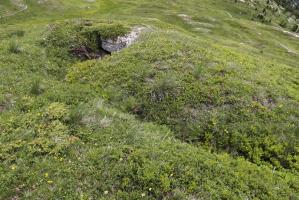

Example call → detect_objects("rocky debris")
101 27 146 52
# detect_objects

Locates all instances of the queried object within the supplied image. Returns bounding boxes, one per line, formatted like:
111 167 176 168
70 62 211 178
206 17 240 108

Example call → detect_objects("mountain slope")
0 0 298 199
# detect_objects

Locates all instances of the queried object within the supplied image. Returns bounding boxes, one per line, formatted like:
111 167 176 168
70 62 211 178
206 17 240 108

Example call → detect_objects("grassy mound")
67 30 299 170
42 20 130 60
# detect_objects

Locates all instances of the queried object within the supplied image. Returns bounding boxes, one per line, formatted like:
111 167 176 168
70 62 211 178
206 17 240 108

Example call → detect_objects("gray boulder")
101 27 145 52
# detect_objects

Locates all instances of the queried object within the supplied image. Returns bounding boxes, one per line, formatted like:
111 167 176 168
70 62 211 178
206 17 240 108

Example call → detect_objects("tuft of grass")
30 79 46 95
8 41 22 54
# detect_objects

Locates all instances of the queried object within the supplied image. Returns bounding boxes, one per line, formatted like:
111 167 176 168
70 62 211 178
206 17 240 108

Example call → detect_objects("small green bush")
44 102 70 122
43 22 87 49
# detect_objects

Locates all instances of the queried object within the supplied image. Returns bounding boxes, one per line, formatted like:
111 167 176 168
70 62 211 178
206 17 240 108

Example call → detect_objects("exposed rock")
101 27 146 52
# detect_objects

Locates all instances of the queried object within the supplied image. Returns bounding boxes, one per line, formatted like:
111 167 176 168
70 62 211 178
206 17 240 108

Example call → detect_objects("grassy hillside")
0 0 26 18
0 0 298 199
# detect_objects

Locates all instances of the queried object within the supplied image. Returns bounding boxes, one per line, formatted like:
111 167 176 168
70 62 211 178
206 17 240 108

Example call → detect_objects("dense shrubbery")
1 100 298 199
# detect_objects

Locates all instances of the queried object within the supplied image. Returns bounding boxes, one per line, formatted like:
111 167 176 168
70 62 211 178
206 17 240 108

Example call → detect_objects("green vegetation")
0 0 19 16
1 100 298 199
67 29 299 170
83 22 130 39
42 21 129 60
8 41 22 54
0 0 298 199
275 0 299 17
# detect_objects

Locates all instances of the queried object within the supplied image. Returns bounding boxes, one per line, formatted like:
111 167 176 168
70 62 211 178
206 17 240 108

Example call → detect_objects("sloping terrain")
0 0 27 18
0 0 298 199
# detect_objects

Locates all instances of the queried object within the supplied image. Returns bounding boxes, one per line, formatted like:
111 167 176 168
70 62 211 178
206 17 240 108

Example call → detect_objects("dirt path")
0 0 27 19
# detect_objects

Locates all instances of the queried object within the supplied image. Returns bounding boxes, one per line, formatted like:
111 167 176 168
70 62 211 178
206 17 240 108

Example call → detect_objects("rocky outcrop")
101 27 146 52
